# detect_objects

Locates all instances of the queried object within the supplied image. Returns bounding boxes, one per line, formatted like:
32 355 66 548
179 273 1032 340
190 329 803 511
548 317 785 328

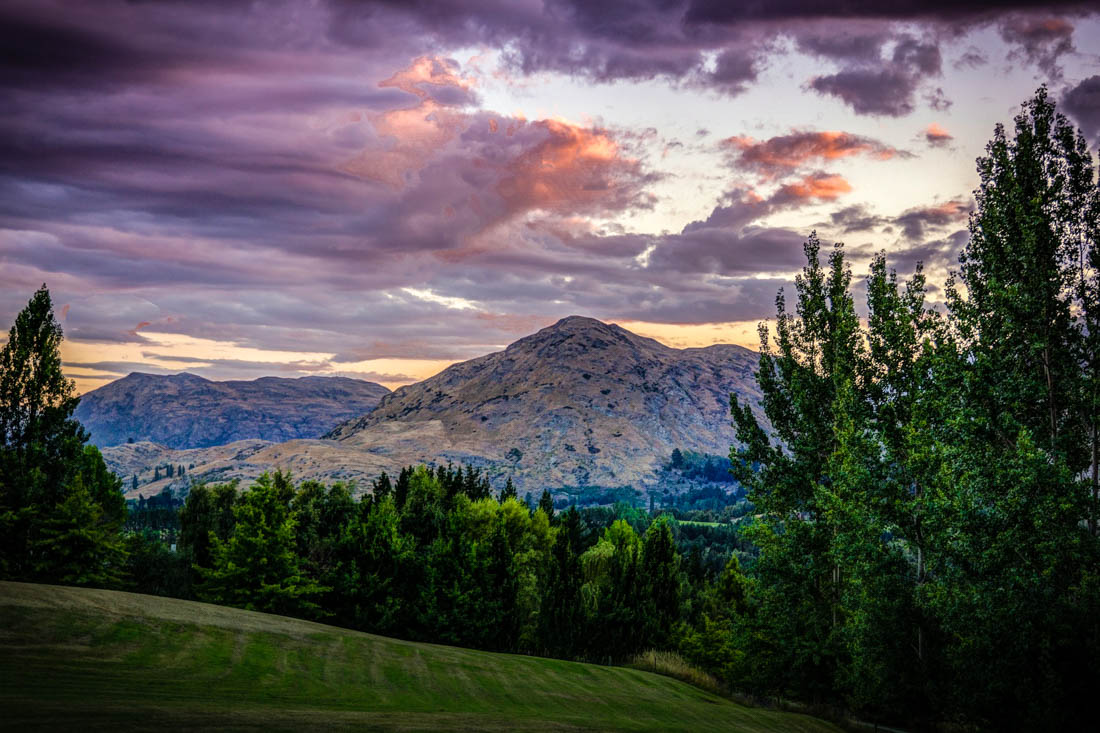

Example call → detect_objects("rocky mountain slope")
102 317 765 500
326 316 764 493
76 373 389 449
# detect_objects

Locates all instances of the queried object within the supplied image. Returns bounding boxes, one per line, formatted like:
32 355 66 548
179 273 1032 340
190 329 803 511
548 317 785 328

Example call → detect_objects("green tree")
0 286 126 582
927 88 1100 728
499 477 517 503
539 506 584 656
641 516 681 647
196 472 326 617
372 471 392 501
538 488 555 520
729 233 863 703
394 466 411 509
179 481 239 575
30 474 125 586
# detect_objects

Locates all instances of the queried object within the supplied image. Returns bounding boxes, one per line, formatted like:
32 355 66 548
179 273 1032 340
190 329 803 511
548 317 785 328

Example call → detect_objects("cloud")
808 36 942 116
0 0 1096 375
773 173 852 203
828 204 888 234
723 130 902 178
496 120 656 219
852 229 969 277
924 123 954 147
795 30 889 63
1000 16 1075 79
682 0 1092 24
955 48 989 69
895 199 973 241
1062 76 1100 142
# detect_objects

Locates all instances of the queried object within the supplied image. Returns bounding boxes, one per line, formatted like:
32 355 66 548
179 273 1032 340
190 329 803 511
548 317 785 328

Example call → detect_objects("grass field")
0 582 841 732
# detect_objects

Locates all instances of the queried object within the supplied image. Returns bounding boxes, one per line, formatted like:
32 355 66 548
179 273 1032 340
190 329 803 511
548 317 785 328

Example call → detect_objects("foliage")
725 89 1100 728
195 471 327 616
0 286 128 584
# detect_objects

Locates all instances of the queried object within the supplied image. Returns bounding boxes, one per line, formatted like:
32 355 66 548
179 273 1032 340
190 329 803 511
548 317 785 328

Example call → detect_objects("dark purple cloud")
1000 16 1076 79
850 229 969 277
895 200 974 241
808 36 942 117
683 0 1092 23
1063 76 1100 142
827 205 888 234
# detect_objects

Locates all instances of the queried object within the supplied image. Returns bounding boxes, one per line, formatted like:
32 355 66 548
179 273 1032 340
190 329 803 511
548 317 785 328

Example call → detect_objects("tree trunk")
914 512 925 663
1042 346 1057 444
1091 423 1099 536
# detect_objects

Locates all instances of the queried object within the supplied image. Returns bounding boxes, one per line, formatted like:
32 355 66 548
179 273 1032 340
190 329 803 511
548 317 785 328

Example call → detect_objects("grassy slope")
0 582 840 732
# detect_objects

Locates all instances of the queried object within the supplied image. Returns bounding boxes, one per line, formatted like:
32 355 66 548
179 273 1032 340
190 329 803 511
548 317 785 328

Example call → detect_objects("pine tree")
499 477 517 503
641 516 680 647
31 474 125 587
196 472 326 617
539 506 583 656
538 488 555 520
394 466 411 509
670 448 684 469
372 471 393 501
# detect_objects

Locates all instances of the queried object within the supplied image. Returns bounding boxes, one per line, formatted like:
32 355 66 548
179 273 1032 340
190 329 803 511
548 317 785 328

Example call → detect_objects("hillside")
100 317 764 499
0 582 840 732
325 316 764 494
75 373 389 448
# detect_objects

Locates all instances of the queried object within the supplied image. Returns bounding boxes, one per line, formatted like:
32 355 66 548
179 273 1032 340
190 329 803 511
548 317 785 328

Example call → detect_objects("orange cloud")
377 56 474 100
776 173 852 202
344 56 473 189
497 119 651 217
724 130 901 178
924 122 953 146
127 321 152 338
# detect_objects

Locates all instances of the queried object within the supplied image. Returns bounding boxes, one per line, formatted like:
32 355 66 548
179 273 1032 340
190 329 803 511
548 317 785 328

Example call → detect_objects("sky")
1 1 1099 394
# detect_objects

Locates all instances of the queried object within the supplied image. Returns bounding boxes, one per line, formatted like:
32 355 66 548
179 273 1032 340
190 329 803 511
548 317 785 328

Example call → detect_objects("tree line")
722 89 1100 729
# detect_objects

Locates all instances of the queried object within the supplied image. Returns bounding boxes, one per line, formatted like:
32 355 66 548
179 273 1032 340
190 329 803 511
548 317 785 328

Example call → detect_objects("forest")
1 89 1098 731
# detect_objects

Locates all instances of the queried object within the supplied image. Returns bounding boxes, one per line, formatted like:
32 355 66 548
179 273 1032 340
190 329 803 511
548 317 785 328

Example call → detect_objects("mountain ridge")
323 315 763 493
75 373 390 449
99 317 764 499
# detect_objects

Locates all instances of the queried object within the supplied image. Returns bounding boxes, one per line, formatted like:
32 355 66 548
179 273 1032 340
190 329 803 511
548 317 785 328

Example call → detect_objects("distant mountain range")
98 317 764 500
75 373 390 449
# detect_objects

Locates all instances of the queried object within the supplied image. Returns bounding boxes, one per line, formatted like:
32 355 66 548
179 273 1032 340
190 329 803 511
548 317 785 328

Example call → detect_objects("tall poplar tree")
730 233 863 702
0 286 126 582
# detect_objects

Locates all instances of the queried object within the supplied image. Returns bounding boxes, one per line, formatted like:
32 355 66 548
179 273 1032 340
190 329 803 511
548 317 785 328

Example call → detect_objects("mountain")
75 373 390 449
101 317 763 500
324 316 764 494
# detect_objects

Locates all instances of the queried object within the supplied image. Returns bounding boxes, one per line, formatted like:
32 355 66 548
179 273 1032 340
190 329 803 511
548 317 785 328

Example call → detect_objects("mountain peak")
551 315 613 329
515 315 665 355
326 316 765 492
